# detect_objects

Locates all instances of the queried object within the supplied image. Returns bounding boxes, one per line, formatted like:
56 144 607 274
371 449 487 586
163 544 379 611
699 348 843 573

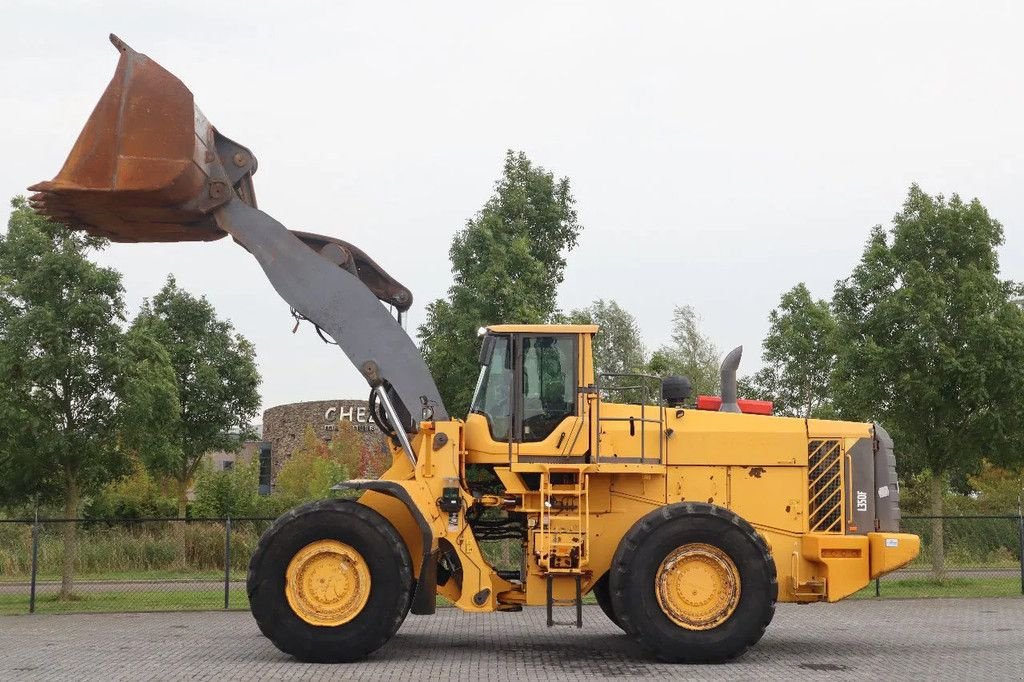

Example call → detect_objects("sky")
2 1 1021 417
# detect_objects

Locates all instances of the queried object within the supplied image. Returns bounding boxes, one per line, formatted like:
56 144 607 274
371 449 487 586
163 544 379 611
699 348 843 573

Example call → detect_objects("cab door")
512 333 589 462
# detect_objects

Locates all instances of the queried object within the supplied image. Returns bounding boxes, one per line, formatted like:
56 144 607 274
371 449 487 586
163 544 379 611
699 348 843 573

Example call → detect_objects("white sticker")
878 485 890 499
885 538 898 548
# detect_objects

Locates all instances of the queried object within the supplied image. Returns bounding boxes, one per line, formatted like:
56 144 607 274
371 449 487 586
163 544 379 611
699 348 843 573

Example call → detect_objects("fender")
335 479 438 615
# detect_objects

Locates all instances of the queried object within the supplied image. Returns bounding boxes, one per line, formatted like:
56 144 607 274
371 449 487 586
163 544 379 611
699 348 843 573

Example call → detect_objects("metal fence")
0 516 276 614
869 515 1024 599
0 514 1021 614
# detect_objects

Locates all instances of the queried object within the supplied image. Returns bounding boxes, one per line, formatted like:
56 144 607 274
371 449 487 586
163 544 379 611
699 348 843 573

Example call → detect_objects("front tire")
609 503 777 663
247 499 413 662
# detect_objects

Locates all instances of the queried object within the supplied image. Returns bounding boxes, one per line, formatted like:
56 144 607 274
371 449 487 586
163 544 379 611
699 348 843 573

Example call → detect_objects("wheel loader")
31 36 920 664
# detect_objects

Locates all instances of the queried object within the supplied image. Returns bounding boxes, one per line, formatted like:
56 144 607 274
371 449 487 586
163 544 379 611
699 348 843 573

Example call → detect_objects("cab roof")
485 324 599 334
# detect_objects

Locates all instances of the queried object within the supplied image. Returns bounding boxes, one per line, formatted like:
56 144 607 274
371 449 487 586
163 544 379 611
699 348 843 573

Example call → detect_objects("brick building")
261 399 388 480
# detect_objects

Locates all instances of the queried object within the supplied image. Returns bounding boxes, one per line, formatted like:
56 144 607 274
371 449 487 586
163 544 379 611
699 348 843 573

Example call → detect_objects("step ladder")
546 574 583 628
537 467 589 627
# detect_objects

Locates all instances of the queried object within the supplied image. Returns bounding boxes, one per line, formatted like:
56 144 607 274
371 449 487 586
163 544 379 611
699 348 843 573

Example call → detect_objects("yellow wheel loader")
32 36 920 664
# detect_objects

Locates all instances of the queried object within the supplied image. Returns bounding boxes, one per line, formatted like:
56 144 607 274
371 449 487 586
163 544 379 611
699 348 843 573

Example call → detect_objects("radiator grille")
808 439 843 533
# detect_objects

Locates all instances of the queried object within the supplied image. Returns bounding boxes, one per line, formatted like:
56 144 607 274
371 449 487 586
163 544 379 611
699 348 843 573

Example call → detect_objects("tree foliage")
84 457 177 520
191 457 263 518
327 420 365 479
567 299 646 378
963 463 1024 515
750 283 838 418
832 185 1024 478
646 305 720 397
273 425 349 508
0 197 176 595
131 276 261 517
419 151 582 414
117 327 182 472
326 420 391 480
831 185 1024 575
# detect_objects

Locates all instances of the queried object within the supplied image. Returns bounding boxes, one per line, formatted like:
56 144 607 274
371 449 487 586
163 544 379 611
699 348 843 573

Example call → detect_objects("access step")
545 574 583 628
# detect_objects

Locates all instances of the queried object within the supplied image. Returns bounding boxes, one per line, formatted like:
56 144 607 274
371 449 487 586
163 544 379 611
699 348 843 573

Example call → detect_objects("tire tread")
247 498 412 662
610 502 777 663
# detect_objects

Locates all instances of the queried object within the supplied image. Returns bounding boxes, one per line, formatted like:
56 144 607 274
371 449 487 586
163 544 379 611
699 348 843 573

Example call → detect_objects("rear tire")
247 499 412 662
610 503 777 663
592 573 624 631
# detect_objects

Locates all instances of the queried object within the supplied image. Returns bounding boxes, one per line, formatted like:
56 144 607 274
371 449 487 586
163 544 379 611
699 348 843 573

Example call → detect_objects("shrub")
191 457 263 518
84 460 177 520
272 425 349 509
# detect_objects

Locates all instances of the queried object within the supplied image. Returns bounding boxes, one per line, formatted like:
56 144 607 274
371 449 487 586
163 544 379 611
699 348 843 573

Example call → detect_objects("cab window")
519 335 576 442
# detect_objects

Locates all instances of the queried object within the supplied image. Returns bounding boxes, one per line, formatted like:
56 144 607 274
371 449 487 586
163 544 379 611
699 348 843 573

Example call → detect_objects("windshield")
470 335 512 440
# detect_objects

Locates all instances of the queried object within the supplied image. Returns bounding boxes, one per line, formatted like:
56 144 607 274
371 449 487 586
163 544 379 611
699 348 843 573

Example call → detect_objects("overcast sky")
2 1 1021 417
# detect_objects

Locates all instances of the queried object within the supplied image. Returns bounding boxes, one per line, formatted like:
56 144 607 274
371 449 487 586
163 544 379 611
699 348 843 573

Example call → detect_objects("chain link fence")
1 514 1021 614
0 517 275 614
866 515 1024 599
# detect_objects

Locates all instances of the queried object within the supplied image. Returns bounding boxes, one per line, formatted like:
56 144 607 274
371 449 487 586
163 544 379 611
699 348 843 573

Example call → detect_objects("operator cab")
466 324 597 462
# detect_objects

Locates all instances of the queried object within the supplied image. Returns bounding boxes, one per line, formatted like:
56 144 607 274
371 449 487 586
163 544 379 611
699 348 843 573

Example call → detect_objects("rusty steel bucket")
29 35 255 242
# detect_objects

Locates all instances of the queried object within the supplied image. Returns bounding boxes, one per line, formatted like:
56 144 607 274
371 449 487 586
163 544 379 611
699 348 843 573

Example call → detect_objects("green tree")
419 150 582 414
131 276 261 518
750 283 838 418
117 326 182 473
566 299 649 401
0 198 175 596
273 425 349 508
568 299 647 378
646 305 720 397
191 457 263 518
84 456 178 520
965 463 1024 515
326 419 391 479
832 185 1024 577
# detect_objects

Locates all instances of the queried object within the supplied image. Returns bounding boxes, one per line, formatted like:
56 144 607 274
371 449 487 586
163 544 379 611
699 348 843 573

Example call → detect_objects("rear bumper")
797 531 920 601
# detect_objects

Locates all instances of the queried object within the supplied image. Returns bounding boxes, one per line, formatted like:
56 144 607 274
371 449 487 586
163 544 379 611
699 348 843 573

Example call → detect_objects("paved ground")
0 599 1020 680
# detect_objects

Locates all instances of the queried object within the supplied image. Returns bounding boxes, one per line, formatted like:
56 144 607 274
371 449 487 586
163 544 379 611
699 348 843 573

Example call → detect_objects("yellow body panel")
464 412 509 462
667 410 810 466
358 421 513 612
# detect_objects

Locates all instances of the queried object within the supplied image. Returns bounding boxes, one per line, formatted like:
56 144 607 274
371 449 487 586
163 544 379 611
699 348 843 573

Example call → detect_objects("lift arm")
29 35 447 431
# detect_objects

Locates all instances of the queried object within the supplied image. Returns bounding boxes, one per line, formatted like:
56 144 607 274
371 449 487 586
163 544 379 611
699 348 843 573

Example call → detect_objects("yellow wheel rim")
655 542 740 630
285 539 371 626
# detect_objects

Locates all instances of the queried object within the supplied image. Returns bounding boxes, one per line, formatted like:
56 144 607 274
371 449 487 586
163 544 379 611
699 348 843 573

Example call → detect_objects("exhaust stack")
719 346 742 413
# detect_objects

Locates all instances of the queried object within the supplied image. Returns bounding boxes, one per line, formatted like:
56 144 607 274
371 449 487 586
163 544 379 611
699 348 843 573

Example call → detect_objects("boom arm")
214 200 448 430
29 35 447 432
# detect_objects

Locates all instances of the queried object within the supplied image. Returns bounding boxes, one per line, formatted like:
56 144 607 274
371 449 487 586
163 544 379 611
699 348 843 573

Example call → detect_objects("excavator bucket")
29 34 255 242
30 34 444 427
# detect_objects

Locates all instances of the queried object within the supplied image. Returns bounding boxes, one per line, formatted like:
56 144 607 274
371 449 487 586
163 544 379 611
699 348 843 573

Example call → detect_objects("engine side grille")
808 439 843 533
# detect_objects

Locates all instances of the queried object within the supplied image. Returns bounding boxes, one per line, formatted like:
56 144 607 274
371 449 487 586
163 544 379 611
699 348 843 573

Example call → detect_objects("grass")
853 576 1023 599
0 589 251 615
0 569 226 583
